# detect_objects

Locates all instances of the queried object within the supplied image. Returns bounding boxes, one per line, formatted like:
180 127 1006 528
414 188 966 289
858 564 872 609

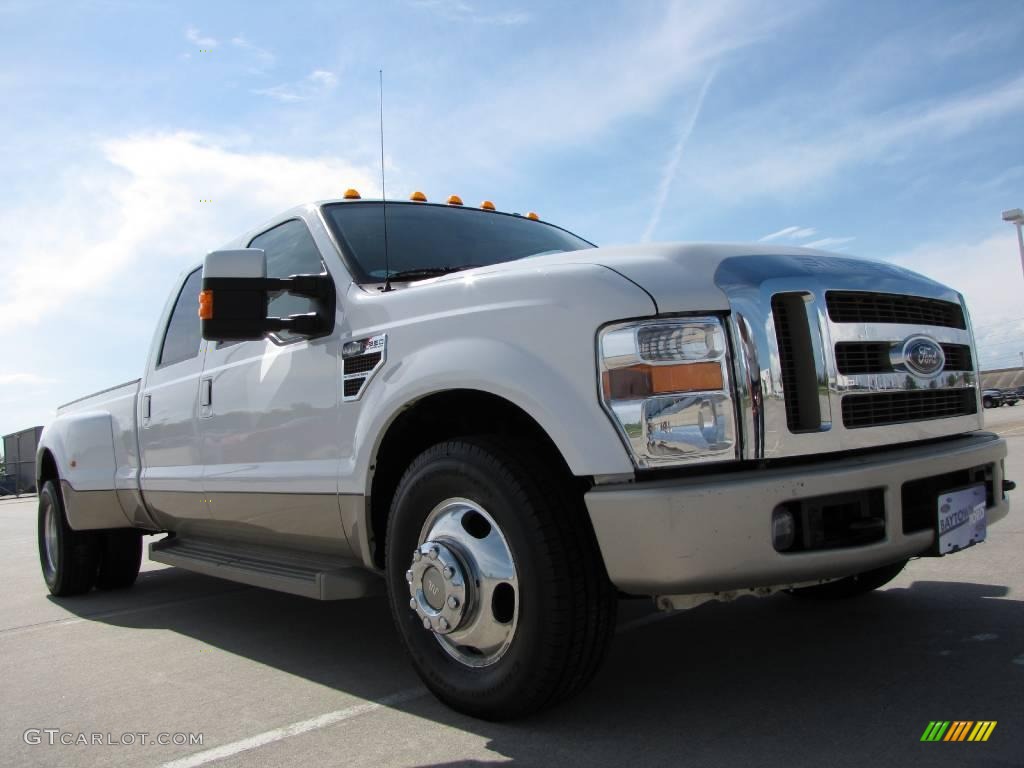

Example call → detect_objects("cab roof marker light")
526 212 539 220
447 195 463 206
480 200 496 210
410 191 427 202
343 188 361 200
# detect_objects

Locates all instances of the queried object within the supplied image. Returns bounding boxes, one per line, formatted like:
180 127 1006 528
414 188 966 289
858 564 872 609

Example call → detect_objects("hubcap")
43 497 58 576
406 498 518 667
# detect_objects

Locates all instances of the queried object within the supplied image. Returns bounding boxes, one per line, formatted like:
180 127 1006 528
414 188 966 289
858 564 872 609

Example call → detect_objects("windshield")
322 202 595 282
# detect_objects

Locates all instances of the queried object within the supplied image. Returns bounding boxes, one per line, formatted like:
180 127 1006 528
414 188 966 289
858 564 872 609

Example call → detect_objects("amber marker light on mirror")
198 290 213 320
601 362 724 402
343 188 361 199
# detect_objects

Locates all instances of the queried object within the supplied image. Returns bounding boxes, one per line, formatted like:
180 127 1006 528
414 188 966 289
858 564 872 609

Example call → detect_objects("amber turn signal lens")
602 362 723 401
409 191 427 202
198 290 213 320
447 195 463 206
525 211 539 220
343 188 361 199
480 200 496 210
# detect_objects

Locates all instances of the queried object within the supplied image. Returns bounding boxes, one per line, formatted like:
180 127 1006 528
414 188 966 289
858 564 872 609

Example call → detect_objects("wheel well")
368 389 582 568
38 449 58 489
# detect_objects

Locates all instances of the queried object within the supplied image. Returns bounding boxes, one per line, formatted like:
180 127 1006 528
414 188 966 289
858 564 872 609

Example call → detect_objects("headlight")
598 317 737 468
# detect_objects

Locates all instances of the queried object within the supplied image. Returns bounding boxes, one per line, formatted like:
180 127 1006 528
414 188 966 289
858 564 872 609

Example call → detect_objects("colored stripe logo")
921 721 997 742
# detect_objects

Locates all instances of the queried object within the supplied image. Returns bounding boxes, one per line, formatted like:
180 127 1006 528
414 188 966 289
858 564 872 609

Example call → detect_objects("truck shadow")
52 569 1023 766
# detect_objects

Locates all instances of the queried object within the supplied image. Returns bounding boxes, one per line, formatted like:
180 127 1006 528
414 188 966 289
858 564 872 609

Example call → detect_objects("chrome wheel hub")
43 498 58 576
406 498 518 667
407 541 467 634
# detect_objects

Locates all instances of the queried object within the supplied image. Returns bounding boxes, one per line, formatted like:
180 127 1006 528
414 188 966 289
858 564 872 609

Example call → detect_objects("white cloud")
308 70 337 88
413 0 530 25
885 230 1023 369
433 0 796 166
695 73 1024 200
759 226 816 242
0 373 54 385
804 236 855 249
185 26 217 49
230 35 276 70
641 71 716 242
254 69 339 102
0 133 377 325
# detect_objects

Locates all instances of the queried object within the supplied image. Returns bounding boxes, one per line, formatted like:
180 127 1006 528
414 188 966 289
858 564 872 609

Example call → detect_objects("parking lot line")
158 687 428 768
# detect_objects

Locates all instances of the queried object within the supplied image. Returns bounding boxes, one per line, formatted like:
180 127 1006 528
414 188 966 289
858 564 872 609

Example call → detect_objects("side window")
158 269 203 367
249 219 325 341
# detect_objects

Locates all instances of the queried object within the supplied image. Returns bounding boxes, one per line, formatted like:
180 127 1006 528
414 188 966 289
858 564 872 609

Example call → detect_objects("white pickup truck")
36 192 1009 719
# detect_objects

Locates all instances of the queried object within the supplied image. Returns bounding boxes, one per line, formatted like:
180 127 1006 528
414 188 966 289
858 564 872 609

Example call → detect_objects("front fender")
340 262 657 495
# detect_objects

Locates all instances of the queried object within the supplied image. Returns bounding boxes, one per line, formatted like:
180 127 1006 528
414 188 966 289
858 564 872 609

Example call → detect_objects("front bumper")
585 432 1008 595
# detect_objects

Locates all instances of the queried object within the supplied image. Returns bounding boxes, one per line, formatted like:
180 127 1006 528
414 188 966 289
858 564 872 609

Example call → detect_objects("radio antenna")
379 69 392 293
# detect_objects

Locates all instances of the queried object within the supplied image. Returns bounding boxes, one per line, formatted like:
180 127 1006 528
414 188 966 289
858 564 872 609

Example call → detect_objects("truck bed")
42 379 143 529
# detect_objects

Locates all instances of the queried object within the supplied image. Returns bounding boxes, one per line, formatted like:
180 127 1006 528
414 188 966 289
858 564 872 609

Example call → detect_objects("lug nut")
447 595 459 609
422 617 431 630
439 617 450 631
405 569 414 583
412 551 421 562
442 566 454 579
409 597 417 610
428 547 439 560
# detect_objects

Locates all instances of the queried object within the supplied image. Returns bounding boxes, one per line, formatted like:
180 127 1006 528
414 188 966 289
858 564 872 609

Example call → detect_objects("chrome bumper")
585 432 1008 595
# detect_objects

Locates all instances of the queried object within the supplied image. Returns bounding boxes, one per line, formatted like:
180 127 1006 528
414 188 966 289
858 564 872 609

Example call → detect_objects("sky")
1 0 1023 439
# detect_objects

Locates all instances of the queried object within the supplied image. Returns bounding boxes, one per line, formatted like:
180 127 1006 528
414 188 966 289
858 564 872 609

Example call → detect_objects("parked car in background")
1000 389 1019 406
982 389 1004 408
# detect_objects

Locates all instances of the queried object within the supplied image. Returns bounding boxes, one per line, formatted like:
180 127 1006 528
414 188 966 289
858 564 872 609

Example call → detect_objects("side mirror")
200 248 336 342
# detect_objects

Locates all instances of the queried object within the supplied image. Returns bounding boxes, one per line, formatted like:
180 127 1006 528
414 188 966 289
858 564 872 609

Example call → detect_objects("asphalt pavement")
2 408 1023 767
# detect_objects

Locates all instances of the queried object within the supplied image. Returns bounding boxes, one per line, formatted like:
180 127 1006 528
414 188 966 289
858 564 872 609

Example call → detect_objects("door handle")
200 378 213 407
142 394 151 420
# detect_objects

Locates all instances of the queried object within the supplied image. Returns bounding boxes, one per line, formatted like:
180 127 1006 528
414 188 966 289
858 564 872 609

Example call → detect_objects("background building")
1 426 42 496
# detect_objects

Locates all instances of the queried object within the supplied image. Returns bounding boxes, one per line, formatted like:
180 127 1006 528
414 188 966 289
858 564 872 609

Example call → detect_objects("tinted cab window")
249 219 325 341
158 269 203 367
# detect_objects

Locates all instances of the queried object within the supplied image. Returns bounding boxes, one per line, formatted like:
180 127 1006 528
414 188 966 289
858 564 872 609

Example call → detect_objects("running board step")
149 536 383 600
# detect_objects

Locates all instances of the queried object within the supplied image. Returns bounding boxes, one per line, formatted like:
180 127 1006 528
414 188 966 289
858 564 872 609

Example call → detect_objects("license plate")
937 484 987 554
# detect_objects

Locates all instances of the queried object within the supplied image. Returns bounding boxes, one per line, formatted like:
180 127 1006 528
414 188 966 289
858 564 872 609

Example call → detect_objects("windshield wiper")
385 265 484 282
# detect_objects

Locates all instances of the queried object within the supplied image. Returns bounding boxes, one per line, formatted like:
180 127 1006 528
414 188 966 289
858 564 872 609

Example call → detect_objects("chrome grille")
771 295 802 431
717 253 983 460
826 291 966 329
835 342 973 375
842 390 978 429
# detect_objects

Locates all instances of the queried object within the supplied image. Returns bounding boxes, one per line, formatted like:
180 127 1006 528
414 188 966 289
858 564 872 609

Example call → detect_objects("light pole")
1003 208 1024 278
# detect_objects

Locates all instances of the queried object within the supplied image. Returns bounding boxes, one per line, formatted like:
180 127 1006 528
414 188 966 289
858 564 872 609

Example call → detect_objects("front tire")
787 559 908 599
38 480 99 596
385 438 616 720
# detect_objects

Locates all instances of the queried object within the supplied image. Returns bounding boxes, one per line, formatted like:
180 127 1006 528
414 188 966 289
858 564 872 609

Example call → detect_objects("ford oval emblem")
901 336 945 378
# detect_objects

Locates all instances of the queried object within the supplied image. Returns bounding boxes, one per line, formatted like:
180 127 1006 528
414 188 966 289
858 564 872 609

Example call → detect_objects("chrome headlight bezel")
597 316 738 469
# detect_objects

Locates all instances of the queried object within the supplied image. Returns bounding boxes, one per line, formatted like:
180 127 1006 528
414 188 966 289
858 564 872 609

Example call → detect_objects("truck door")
138 268 207 530
196 218 349 556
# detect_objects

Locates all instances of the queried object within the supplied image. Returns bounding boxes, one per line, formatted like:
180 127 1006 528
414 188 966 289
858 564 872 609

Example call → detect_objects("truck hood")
454 243 947 314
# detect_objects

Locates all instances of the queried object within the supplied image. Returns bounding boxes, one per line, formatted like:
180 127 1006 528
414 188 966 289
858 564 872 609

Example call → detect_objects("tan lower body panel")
142 490 354 558
586 432 1009 595
60 482 133 530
